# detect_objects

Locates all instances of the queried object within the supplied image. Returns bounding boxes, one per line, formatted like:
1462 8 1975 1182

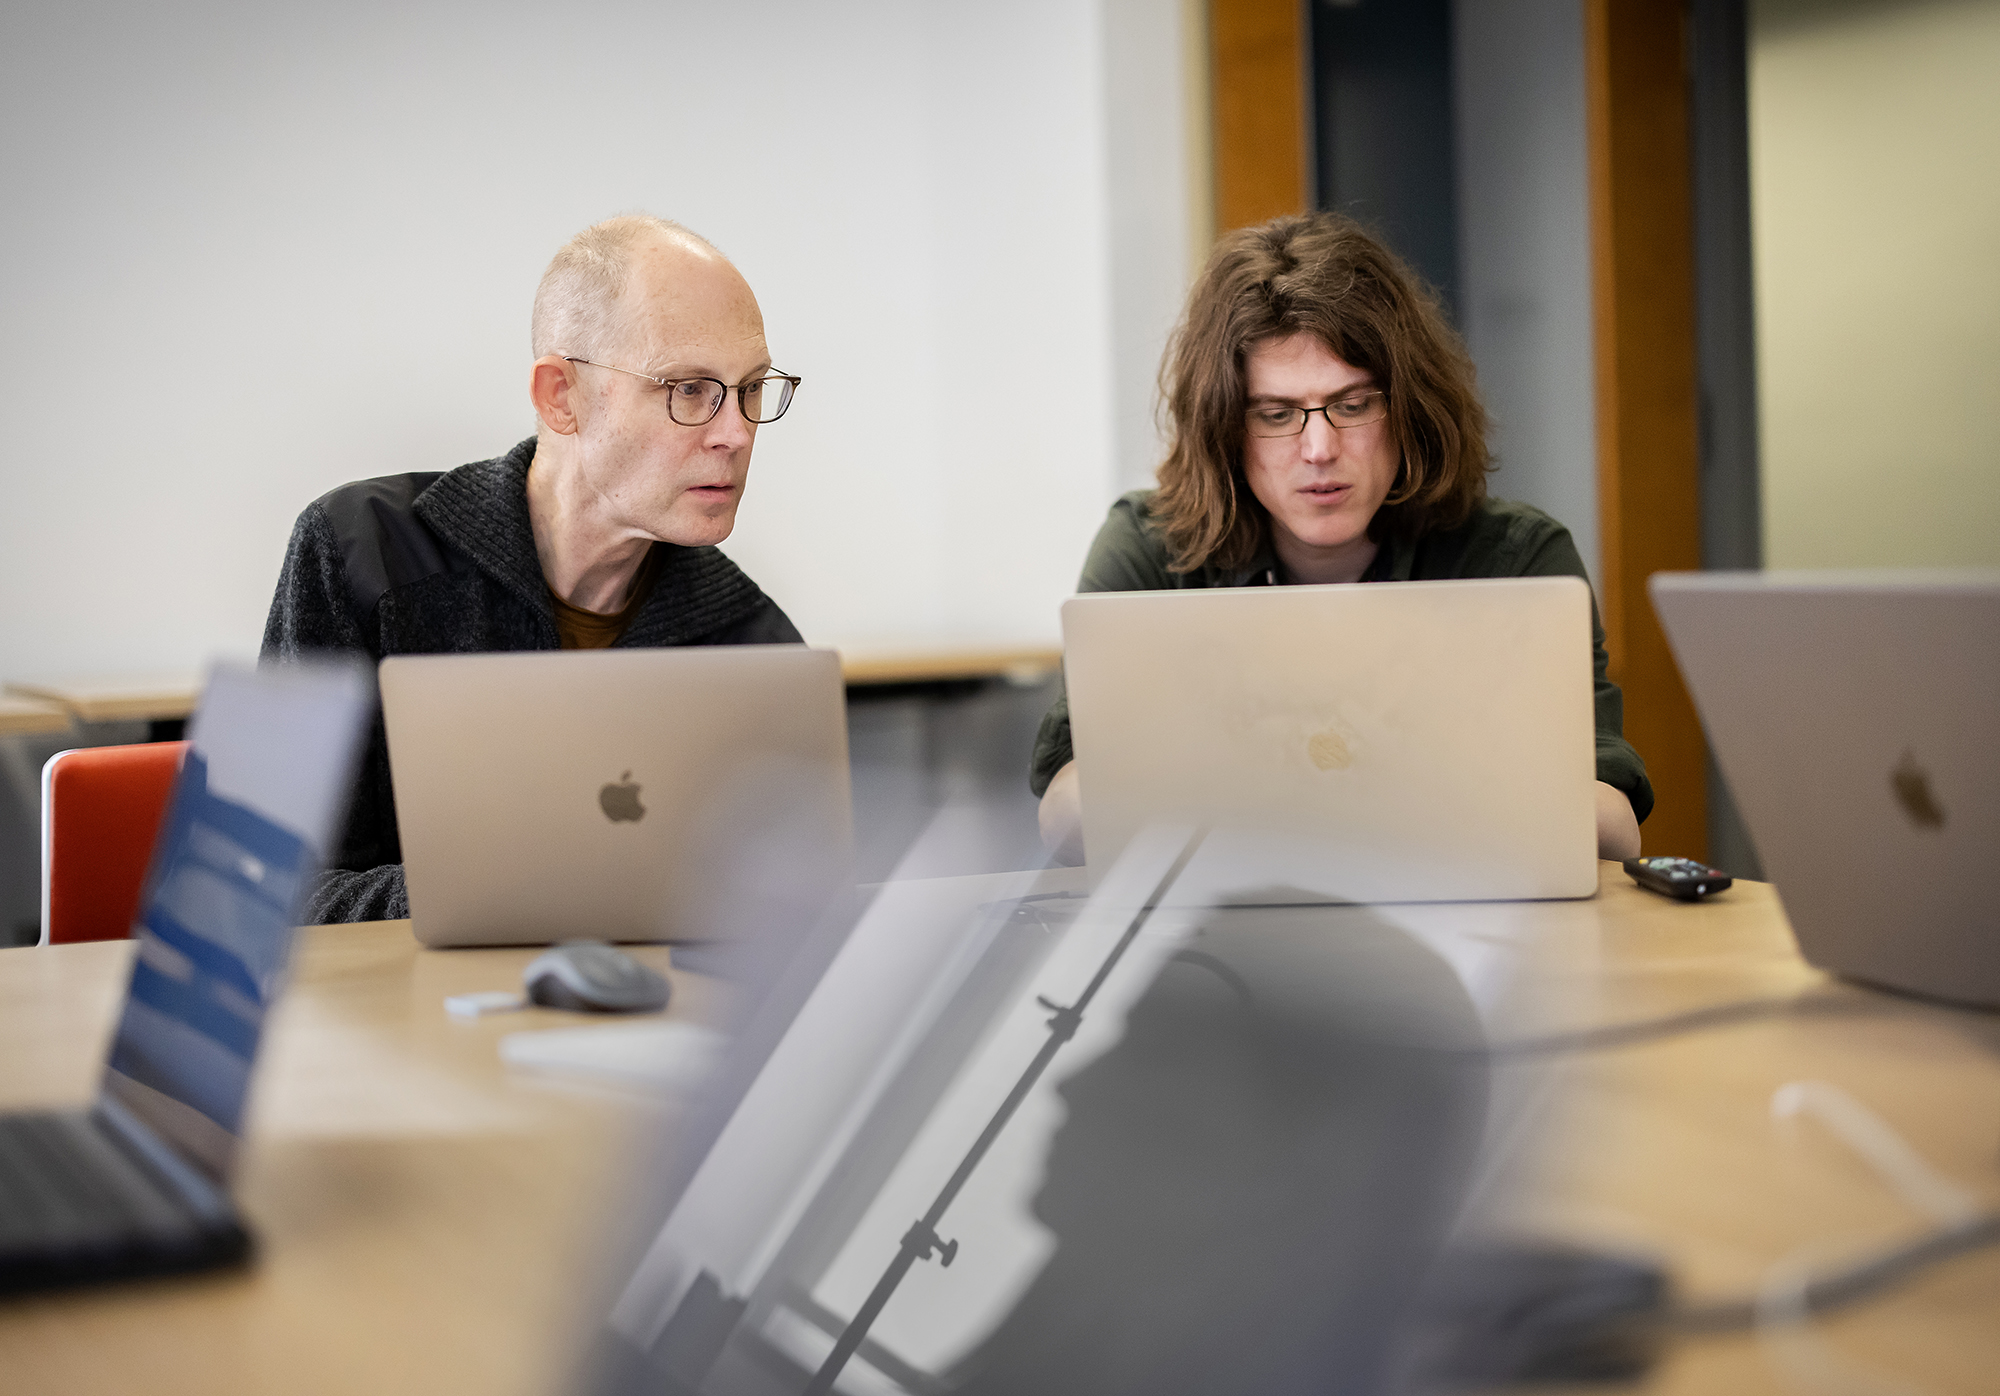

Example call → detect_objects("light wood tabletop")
0 695 70 738
6 674 202 725
1494 874 2000 1394
4 653 1064 716
2 655 1063 721
837 647 1060 687
0 922 711 1396
0 871 1994 1393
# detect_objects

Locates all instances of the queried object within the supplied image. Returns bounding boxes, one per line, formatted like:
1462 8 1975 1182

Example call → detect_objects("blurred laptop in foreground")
582 828 1498 1396
0 661 369 1293
380 647 853 950
1653 570 2000 1007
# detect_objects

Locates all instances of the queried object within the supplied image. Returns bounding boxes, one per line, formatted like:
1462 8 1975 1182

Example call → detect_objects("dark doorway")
1310 0 1461 320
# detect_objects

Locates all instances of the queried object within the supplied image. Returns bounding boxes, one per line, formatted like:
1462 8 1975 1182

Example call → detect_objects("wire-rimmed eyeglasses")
562 357 801 426
1246 390 1387 438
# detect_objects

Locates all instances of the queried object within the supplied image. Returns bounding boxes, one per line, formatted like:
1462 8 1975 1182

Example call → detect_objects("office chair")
40 741 187 945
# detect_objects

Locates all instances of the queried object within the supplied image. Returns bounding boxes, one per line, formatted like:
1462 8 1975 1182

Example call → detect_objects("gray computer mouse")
523 941 670 1013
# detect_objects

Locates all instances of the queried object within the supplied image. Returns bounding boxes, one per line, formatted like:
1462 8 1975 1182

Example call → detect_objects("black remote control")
1622 856 1732 901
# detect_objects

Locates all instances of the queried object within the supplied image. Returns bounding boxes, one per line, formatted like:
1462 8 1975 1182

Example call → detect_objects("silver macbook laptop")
1651 570 2000 1007
2 660 368 1293
379 647 854 949
1061 577 1599 904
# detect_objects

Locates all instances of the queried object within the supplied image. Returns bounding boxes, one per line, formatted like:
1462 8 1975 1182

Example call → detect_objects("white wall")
1751 0 2000 568
1451 0 1600 581
1104 0 1200 496
0 0 1195 680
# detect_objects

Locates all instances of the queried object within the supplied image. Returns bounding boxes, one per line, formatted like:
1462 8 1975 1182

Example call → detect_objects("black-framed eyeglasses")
562 357 801 426
1246 390 1388 438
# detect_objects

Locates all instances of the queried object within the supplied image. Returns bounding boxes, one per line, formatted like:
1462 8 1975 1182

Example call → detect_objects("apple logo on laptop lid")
600 771 646 823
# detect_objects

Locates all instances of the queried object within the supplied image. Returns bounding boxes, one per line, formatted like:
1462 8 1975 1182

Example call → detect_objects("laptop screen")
100 662 369 1180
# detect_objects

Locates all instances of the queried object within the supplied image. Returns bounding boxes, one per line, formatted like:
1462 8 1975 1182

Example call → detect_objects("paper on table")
445 991 528 1019
500 1021 727 1093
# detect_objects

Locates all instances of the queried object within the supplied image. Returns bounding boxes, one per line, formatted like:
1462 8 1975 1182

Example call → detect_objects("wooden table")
6 675 201 725
0 923 707 1396
6 655 1067 712
0 696 70 738
1 871 1994 1393
837 647 1060 687
1495 874 2000 1393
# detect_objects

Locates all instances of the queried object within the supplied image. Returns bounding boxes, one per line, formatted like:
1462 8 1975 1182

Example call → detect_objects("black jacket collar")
414 438 549 615
412 437 770 645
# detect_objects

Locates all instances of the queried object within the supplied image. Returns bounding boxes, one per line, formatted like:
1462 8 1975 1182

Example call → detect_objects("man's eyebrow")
644 358 776 382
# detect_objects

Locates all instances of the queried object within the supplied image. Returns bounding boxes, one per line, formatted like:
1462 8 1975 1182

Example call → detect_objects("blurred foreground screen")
587 829 1532 1396
102 660 369 1180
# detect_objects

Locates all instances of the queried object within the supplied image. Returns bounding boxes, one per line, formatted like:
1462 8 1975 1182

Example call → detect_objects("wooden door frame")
1208 0 1307 233
1586 0 1708 860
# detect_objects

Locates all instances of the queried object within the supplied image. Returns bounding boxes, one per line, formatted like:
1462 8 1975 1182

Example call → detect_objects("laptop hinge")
93 1095 235 1223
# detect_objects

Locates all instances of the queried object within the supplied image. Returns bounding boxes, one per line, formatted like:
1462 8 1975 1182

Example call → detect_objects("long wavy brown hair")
1152 212 1491 573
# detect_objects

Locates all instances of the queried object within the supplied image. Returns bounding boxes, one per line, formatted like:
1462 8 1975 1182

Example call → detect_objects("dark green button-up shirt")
1030 490 1654 822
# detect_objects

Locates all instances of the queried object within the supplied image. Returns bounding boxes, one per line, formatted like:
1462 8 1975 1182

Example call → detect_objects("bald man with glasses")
262 214 804 923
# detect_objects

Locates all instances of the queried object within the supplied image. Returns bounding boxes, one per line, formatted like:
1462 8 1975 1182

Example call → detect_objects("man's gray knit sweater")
260 438 801 924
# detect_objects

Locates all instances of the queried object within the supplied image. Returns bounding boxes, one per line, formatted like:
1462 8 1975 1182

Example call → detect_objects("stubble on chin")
650 494 740 548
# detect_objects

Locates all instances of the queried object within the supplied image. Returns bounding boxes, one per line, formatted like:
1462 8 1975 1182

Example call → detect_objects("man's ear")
529 356 580 435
